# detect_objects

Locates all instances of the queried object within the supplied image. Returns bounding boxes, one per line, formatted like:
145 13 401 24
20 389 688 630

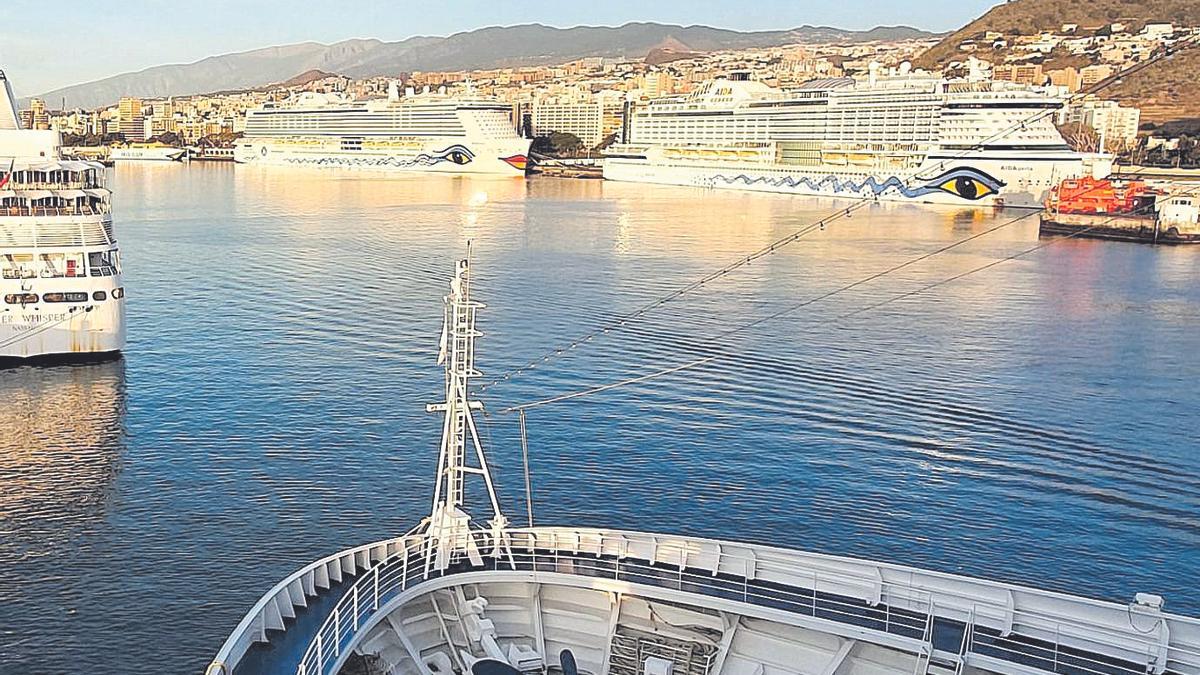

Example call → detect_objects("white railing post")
333 607 340 657
812 572 819 615
1053 622 1061 673
742 559 749 603
316 633 324 675
402 546 410 591
373 565 380 610
353 585 360 630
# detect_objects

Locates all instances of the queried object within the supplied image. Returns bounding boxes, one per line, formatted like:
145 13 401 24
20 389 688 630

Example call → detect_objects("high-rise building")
531 99 605 147
1063 98 1141 151
118 97 145 141
29 98 49 130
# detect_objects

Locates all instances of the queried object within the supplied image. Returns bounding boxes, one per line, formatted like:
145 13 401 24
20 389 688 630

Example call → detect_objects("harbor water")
1 163 1198 673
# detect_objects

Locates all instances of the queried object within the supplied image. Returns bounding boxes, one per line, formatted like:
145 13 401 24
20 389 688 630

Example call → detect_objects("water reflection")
0 358 127 563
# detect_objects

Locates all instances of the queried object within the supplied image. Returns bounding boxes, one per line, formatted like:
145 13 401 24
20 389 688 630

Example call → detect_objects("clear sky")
0 0 999 96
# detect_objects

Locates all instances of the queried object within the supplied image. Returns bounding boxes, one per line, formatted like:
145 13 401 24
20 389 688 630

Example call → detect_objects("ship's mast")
424 257 508 569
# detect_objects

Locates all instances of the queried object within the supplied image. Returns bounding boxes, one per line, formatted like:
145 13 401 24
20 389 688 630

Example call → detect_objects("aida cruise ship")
0 70 125 360
235 84 531 175
605 69 1110 208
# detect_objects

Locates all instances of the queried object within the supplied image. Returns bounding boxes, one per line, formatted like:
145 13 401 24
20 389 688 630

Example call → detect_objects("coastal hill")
915 0 1200 69
913 0 1200 123
32 22 936 109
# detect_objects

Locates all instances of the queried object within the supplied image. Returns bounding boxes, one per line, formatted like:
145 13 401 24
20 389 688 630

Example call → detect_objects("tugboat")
1039 177 1200 244
206 258 1199 675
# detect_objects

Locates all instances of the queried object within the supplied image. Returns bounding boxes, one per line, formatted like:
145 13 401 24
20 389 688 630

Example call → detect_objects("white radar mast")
424 256 509 571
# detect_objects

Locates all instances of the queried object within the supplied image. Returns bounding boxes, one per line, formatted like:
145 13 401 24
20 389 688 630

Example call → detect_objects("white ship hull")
604 151 1108 208
110 147 186 162
1 214 125 361
0 291 125 359
234 137 531 176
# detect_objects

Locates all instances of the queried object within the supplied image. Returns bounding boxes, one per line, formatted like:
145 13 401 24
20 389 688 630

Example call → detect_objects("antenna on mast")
424 254 509 571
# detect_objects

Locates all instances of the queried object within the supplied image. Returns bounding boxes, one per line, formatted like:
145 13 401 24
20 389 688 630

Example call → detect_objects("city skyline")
0 0 999 95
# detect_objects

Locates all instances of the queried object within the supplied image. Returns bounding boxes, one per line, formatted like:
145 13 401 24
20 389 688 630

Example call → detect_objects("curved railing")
210 527 1200 675
205 528 424 675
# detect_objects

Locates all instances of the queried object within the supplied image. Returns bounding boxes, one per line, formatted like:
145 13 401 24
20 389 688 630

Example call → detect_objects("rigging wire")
476 34 1200 393
491 179 1200 412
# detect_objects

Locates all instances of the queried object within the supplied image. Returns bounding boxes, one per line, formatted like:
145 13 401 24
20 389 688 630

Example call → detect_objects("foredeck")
206 527 1200 675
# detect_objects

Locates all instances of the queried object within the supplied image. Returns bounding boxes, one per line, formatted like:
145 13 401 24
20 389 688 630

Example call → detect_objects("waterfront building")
29 98 49 130
118 97 145 142
1063 98 1142 151
531 99 605 147
0 69 125 360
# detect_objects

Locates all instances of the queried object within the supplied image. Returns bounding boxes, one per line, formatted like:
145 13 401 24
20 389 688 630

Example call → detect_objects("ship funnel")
387 79 400 102
0 70 22 130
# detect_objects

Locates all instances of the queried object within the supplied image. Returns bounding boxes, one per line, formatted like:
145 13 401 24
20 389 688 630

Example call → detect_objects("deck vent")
1134 593 1165 611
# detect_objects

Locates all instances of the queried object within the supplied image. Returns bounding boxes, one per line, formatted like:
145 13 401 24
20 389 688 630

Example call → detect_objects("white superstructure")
235 85 531 176
208 259 1200 675
0 70 125 360
605 74 1111 207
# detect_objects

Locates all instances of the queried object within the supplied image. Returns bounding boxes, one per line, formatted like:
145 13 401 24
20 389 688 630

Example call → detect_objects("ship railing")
204 529 428 675
0 205 110 218
7 180 94 190
278 528 1199 675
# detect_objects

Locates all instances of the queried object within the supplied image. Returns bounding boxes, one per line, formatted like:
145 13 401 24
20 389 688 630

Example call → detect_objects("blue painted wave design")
274 144 476 168
711 166 1006 201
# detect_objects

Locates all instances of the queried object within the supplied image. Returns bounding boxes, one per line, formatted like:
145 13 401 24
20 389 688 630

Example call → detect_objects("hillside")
915 0 1200 69
912 0 1200 124
31 23 936 109
1107 47 1200 124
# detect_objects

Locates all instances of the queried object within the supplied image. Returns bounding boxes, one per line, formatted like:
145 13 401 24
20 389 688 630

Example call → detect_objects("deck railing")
0 205 110 218
206 527 1200 675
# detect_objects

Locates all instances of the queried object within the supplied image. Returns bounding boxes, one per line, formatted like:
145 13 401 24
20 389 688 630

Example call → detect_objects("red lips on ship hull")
500 155 528 171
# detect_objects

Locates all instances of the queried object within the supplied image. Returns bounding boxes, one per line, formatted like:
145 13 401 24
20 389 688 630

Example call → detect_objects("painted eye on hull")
447 150 472 165
923 168 1005 201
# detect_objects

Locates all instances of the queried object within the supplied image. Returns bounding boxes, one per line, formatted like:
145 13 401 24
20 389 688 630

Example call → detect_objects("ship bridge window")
88 250 120 277
2 253 37 280
4 293 38 305
37 252 87 278
43 292 89 303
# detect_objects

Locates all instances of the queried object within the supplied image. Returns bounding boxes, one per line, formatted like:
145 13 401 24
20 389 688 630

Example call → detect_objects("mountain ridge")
28 22 939 109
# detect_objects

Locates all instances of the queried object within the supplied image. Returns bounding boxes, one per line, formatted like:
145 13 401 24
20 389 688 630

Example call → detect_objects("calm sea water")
1 163 1198 674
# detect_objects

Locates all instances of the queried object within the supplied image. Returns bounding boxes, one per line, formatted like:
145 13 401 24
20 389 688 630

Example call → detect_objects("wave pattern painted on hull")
710 166 1006 201
276 144 476 169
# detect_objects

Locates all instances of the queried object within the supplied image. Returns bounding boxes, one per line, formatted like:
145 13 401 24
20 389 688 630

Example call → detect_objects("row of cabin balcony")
1 196 111 218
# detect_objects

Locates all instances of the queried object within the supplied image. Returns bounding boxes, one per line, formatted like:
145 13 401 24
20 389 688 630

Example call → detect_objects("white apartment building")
531 99 605 146
1063 98 1141 150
